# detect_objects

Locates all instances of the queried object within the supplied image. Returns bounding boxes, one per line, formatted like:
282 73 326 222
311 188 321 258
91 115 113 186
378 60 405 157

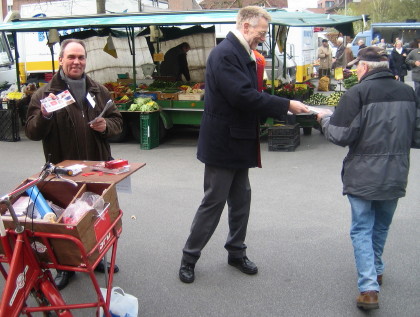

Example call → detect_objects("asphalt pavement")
1 78 419 316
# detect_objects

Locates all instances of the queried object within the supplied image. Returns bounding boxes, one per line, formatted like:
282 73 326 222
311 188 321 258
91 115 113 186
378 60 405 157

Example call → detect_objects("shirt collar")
232 29 252 55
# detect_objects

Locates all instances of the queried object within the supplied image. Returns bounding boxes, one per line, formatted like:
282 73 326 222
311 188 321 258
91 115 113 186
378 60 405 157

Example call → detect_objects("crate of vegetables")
114 98 133 111
127 97 160 112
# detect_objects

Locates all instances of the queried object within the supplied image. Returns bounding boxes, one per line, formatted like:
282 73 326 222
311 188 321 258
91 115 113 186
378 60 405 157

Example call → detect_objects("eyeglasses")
257 31 267 38
249 24 267 38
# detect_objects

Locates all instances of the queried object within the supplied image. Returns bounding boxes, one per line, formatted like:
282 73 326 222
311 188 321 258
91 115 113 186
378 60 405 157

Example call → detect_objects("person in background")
358 39 367 50
317 39 333 77
317 46 420 310
16 83 37 126
377 38 386 50
390 40 409 82
160 42 191 82
253 49 266 92
345 43 355 70
25 39 123 290
406 38 420 98
332 37 346 70
178 6 309 284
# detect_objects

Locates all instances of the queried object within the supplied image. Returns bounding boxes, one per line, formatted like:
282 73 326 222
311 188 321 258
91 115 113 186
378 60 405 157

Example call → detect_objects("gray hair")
59 39 87 58
360 60 389 70
337 37 343 44
236 6 271 29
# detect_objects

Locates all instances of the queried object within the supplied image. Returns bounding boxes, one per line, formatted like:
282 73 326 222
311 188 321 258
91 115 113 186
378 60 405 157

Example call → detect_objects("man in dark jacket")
179 6 309 284
160 42 191 81
317 46 420 310
25 39 123 290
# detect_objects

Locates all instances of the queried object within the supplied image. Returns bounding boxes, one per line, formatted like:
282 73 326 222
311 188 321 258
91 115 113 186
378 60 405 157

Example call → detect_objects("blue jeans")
347 195 398 292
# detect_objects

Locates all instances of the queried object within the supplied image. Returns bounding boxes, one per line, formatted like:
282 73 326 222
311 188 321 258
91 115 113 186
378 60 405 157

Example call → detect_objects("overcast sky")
288 0 318 10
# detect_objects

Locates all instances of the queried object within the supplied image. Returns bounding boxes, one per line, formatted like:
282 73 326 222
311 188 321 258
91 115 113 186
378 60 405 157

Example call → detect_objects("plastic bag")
61 192 104 224
99 287 138 317
318 76 330 92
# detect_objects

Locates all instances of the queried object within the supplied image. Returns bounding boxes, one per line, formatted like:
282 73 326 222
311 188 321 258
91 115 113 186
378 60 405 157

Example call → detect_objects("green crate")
115 101 132 111
140 111 159 150
172 100 204 109
156 100 172 108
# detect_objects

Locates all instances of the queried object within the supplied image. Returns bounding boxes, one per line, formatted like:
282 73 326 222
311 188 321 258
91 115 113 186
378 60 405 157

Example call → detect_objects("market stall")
0 9 364 146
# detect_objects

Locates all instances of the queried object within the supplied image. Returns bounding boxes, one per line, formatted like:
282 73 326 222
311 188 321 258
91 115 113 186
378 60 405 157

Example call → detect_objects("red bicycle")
0 161 121 316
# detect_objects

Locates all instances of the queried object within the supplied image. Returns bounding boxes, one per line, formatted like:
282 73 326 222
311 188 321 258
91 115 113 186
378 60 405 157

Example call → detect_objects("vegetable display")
343 74 358 89
304 91 345 106
128 97 160 112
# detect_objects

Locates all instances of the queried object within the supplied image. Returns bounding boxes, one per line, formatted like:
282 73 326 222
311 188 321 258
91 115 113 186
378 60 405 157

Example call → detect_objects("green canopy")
0 9 362 33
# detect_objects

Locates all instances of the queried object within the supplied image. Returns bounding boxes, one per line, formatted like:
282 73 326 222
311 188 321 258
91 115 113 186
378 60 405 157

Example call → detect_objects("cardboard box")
177 93 204 101
117 78 134 85
158 92 179 101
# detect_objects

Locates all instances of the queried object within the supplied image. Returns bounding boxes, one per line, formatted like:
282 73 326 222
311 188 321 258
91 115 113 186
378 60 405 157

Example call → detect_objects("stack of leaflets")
90 162 130 175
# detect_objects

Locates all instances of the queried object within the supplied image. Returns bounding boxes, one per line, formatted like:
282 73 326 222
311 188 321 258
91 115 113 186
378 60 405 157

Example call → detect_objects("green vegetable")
343 74 358 89
128 97 160 112
304 91 344 106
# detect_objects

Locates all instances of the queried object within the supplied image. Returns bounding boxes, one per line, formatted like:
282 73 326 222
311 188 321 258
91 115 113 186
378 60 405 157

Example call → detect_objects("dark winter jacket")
160 44 191 81
320 68 420 200
25 71 122 164
197 31 290 169
390 47 409 77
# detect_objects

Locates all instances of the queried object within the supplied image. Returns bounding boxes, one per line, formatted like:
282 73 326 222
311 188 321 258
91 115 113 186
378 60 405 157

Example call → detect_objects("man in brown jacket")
317 39 333 77
25 38 123 290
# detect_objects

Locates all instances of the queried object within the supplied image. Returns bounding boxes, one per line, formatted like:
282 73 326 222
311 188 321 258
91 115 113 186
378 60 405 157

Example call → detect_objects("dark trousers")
182 165 251 264
319 68 331 78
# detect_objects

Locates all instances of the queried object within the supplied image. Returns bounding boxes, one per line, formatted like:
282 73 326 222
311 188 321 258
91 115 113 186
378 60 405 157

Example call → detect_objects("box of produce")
127 97 160 112
178 85 204 100
114 96 133 111
177 93 204 101
158 91 179 101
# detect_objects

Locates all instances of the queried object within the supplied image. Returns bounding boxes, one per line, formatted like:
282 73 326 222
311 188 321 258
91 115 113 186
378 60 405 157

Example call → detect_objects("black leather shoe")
179 261 195 283
94 259 120 273
54 270 75 290
228 256 258 275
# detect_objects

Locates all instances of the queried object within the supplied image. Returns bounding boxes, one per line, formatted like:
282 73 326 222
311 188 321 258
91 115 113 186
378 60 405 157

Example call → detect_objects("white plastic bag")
99 287 138 317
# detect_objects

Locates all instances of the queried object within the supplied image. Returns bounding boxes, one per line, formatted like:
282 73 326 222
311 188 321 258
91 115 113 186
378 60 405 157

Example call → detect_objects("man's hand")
41 93 57 118
289 100 310 114
316 108 333 122
90 117 107 133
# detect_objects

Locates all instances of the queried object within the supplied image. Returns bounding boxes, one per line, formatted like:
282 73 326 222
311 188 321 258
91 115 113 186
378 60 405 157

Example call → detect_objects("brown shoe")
357 291 379 310
377 274 383 286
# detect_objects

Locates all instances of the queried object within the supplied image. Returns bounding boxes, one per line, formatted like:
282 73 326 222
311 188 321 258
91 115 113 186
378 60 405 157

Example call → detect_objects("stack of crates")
0 100 20 142
140 111 159 150
267 123 300 152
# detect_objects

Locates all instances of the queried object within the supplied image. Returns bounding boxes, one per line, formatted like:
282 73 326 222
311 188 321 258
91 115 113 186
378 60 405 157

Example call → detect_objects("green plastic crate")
115 100 132 111
140 111 159 150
